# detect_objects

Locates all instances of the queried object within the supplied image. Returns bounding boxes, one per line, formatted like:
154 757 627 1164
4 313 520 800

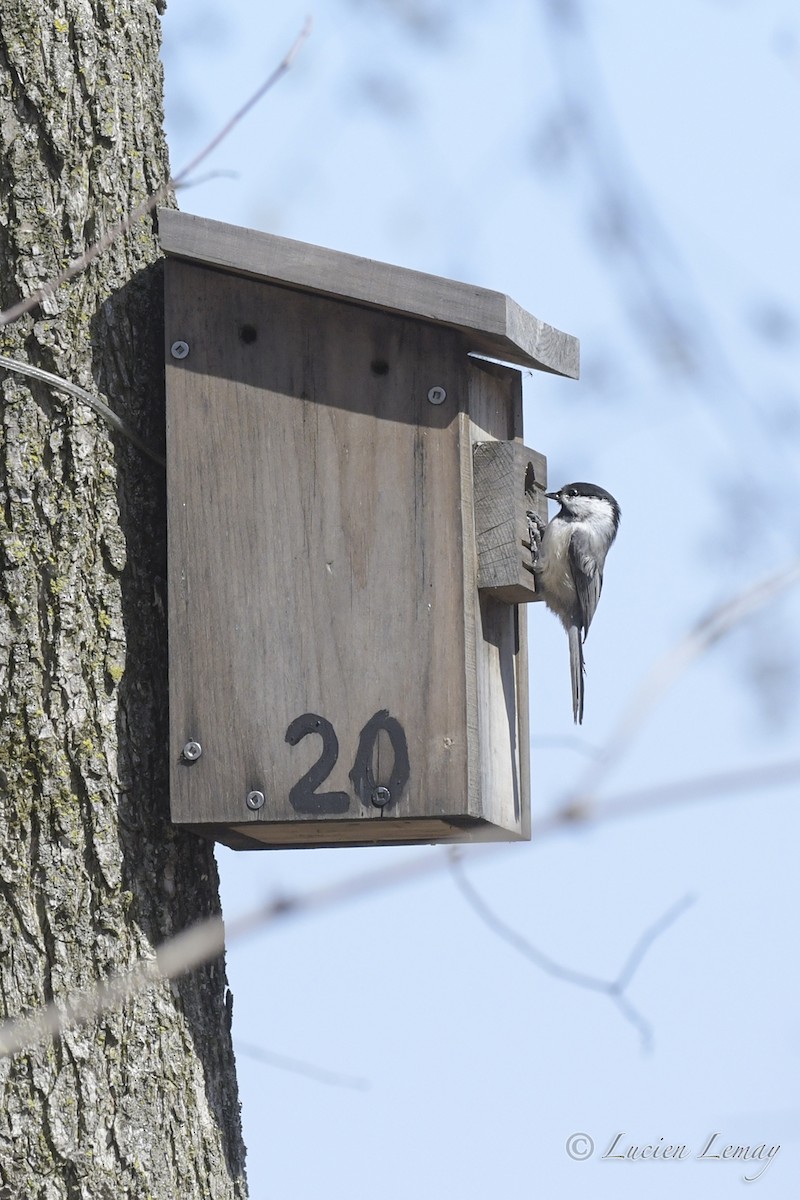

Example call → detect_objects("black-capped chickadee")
529 482 620 724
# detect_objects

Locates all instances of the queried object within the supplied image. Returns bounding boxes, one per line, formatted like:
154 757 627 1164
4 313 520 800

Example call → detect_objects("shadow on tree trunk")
92 260 248 1186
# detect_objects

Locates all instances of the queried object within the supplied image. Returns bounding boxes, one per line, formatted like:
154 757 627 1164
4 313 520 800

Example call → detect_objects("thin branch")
613 894 696 994
0 915 226 1057
234 1040 369 1091
174 169 240 191
0 17 312 328
538 758 800 835
567 561 800 807
169 16 312 189
450 853 612 994
449 849 695 1051
531 735 600 759
0 750 789 1060
535 0 800 496
0 859 447 1059
0 353 165 466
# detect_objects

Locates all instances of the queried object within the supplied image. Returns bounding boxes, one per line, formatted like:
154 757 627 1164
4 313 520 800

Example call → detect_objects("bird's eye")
568 488 578 497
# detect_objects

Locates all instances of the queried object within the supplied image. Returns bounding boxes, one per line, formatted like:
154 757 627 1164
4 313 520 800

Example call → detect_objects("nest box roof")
158 209 579 378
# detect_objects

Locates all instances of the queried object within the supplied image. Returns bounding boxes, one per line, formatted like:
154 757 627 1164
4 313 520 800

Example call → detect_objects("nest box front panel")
165 259 529 847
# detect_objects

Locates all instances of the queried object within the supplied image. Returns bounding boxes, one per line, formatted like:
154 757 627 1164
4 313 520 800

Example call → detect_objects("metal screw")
371 786 391 808
182 740 202 762
170 340 190 360
427 386 446 405
246 790 266 811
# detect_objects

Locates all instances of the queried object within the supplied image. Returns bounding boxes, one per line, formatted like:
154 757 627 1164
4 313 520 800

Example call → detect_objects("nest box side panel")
463 358 532 837
166 260 479 843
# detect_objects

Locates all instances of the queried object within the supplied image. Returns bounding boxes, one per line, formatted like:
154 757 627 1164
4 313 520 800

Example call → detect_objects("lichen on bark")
0 2 247 1196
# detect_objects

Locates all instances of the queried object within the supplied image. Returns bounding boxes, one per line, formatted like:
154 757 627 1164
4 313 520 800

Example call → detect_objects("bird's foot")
525 509 545 569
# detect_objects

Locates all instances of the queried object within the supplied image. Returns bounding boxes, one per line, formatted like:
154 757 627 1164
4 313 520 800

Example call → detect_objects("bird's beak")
545 491 560 501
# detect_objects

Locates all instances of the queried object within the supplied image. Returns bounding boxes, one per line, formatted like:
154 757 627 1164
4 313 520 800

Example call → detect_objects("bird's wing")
568 528 603 635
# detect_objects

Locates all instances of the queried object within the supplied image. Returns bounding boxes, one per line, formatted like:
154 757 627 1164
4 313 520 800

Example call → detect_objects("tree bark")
0 2 247 1196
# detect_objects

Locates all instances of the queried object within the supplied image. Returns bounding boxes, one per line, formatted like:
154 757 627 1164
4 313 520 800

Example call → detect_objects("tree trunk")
0 2 247 1196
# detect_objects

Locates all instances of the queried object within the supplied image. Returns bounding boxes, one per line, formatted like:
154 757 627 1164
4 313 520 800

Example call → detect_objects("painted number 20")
284 709 410 815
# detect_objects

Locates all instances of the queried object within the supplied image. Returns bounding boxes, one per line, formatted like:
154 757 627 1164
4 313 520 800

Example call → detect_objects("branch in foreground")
449 849 695 1052
0 916 225 1057
0 749 791 1060
540 758 800 833
0 858 442 1059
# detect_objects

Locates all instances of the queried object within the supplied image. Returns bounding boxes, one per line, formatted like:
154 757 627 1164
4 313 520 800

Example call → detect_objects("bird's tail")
568 624 585 724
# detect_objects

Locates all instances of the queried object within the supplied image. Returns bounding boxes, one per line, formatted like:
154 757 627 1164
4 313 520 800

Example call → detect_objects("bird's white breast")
539 518 577 624
539 502 616 626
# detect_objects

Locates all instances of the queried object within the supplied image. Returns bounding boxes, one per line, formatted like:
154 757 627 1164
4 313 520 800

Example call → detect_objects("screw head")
182 740 202 762
246 789 266 811
371 786 392 808
427 386 446 405
171 340 190 360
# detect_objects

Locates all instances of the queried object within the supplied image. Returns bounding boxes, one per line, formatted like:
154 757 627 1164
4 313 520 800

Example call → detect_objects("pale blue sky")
161 3 799 1196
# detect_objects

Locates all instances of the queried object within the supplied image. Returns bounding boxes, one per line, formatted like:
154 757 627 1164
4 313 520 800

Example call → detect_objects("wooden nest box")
160 210 579 849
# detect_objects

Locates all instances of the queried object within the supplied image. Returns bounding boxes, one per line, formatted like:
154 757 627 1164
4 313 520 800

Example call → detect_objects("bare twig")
235 1040 369 1091
0 858 449 1059
449 849 695 1052
175 169 240 191
0 19 312 464
0 353 165 466
531 735 600 759
567 561 800 807
535 0 800 496
0 17 312 328
538 758 800 835
169 16 312 189
0 914 226 1057
0 747 790 1060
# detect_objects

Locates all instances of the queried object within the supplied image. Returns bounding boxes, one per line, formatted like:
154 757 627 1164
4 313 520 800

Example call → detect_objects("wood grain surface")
165 257 549 846
159 208 579 378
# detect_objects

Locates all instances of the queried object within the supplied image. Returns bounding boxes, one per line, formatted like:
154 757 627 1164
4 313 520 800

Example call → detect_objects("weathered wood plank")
473 440 548 603
166 260 530 846
158 208 579 378
193 817 522 849
461 359 531 835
